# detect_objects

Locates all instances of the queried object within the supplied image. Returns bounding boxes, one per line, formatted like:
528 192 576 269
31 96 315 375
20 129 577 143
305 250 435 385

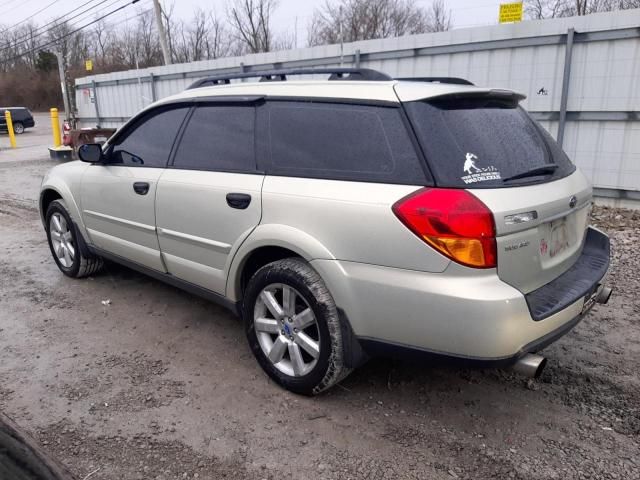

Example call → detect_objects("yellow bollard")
50 108 62 147
4 110 17 149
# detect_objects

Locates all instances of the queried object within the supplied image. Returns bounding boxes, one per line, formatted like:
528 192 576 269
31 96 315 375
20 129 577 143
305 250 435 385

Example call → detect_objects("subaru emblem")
569 195 577 208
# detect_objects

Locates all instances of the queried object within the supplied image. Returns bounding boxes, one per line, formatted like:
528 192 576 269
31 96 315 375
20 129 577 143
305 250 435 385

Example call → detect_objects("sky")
0 0 505 47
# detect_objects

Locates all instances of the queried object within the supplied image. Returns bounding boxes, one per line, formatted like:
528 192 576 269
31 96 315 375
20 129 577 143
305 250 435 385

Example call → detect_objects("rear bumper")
525 227 610 320
311 227 610 364
357 298 597 368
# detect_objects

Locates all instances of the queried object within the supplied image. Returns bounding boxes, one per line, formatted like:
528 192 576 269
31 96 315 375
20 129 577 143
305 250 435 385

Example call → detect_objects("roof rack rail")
187 68 392 89
396 77 474 86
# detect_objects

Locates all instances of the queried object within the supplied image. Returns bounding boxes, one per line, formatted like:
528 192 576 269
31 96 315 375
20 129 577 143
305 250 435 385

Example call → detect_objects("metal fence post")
150 73 157 102
91 80 101 127
355 49 361 68
557 28 575 148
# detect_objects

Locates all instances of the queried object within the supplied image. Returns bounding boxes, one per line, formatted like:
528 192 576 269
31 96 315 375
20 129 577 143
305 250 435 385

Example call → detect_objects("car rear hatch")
470 172 592 294
397 83 595 295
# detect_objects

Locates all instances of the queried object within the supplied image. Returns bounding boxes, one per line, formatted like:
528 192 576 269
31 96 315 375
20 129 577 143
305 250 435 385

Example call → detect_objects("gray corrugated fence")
75 9 640 197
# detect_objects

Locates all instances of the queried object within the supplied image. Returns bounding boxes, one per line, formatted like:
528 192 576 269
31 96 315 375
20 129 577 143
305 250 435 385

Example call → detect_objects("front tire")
243 258 351 395
45 200 103 278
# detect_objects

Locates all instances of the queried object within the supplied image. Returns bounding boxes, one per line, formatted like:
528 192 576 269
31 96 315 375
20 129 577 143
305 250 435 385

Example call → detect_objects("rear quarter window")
265 101 430 185
405 98 575 188
6 108 27 120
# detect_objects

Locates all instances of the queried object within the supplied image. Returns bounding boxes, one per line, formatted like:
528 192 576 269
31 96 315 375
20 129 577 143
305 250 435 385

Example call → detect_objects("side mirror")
78 143 104 163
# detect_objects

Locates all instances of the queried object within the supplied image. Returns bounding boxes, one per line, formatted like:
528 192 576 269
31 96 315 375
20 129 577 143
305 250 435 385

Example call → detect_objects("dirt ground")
0 119 639 479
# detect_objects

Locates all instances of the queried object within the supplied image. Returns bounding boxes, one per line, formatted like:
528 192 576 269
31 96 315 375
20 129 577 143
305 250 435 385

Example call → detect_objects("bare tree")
46 22 81 113
206 12 236 59
162 5 235 63
227 0 278 53
186 9 237 60
161 1 179 62
186 9 210 61
172 21 191 63
525 0 567 18
136 10 161 66
0 22 43 71
426 0 452 32
308 0 451 47
22 23 40 69
525 0 640 18
274 30 296 51
91 20 110 65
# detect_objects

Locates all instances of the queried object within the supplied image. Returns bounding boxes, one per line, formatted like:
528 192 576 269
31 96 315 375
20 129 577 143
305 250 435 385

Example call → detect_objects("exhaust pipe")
512 353 547 378
596 285 612 305
510 286 611 380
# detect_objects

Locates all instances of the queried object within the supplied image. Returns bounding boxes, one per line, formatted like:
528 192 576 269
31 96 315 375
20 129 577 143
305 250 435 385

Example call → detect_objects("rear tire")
12 122 24 134
243 258 351 395
45 200 103 278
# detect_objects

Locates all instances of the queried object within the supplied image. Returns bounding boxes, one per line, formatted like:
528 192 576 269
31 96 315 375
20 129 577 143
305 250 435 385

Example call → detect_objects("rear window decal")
461 153 501 184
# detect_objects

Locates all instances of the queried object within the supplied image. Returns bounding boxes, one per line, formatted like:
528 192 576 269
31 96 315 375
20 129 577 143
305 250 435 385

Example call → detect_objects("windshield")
405 97 575 188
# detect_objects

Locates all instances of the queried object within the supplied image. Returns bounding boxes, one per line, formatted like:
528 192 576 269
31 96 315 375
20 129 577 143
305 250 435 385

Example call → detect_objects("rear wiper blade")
503 164 558 182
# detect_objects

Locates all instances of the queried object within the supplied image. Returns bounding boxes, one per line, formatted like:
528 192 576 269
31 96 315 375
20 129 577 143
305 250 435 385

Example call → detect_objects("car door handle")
226 193 251 209
133 182 150 195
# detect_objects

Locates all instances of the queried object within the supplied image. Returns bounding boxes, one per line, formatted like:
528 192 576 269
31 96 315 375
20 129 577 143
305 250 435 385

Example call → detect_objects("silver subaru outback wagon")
40 68 611 395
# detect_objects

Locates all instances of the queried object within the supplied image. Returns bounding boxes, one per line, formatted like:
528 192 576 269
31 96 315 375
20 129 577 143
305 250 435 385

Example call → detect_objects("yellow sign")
499 2 523 23
85 59 93 71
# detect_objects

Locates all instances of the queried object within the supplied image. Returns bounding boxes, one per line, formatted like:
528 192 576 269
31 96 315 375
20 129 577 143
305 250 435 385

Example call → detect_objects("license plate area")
549 218 570 257
540 212 579 263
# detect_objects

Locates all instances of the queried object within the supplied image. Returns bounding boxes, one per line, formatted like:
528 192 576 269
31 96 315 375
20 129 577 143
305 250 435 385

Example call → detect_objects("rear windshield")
405 97 575 188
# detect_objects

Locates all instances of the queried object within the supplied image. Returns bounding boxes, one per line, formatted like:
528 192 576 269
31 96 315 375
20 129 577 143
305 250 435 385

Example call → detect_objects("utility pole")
152 0 171 65
54 50 71 121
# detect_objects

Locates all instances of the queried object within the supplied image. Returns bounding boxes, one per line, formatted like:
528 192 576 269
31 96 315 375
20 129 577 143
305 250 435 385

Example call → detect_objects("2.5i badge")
461 153 501 184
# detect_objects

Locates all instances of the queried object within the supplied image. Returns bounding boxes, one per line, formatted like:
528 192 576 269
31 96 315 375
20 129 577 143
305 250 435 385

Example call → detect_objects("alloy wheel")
254 283 321 377
49 213 75 268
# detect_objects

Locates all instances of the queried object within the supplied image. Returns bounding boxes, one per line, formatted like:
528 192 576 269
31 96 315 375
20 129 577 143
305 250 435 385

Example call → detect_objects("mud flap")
337 308 369 368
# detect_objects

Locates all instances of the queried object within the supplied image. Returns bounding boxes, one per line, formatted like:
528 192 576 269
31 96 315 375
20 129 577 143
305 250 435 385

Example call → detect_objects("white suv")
40 68 611 395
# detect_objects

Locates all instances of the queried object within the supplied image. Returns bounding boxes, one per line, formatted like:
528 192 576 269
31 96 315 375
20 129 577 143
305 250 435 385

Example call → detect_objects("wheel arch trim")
39 183 90 242
225 224 336 302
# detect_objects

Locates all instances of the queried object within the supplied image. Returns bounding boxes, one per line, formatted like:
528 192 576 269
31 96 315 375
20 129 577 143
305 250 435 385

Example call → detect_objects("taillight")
392 188 497 268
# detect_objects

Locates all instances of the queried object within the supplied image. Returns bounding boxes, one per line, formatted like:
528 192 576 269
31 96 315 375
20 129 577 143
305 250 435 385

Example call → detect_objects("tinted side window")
266 101 428 185
173 106 255 172
111 107 189 168
10 109 27 120
0 108 26 121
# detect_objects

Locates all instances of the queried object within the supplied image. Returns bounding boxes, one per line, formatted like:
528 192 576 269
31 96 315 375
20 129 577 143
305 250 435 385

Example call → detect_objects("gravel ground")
0 134 638 479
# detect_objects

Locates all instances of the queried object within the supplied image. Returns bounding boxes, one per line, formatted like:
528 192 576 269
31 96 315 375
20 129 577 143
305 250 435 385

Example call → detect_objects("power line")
0 0 63 35
2 2 151 61
0 0 32 11
0 0 126 54
0 0 116 48
102 6 152 31
1 0 142 64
